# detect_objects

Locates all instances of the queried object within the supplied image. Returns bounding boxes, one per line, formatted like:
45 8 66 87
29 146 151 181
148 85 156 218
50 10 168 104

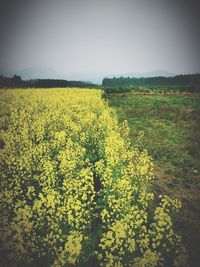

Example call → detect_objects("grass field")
105 92 200 266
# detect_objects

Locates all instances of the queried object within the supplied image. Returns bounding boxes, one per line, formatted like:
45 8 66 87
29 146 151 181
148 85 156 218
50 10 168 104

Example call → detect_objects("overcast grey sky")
0 0 200 78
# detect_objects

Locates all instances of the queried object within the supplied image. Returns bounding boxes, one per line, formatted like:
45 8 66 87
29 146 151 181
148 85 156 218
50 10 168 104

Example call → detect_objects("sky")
0 0 200 79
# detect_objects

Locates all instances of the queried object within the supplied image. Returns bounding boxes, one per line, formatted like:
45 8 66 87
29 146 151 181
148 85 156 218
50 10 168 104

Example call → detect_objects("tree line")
102 73 200 90
0 75 98 88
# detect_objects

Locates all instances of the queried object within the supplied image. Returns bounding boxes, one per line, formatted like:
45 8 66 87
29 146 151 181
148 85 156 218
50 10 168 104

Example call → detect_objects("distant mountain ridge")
68 70 176 84
1 67 176 84
120 70 175 78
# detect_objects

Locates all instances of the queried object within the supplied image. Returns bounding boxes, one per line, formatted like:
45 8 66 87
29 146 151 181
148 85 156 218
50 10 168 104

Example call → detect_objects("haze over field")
0 0 200 82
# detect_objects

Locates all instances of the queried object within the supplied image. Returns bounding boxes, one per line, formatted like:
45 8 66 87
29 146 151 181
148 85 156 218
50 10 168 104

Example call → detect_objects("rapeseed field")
0 89 186 266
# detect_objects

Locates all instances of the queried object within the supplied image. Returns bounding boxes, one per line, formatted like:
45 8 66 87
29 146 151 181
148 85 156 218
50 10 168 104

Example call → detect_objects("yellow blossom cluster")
0 88 186 266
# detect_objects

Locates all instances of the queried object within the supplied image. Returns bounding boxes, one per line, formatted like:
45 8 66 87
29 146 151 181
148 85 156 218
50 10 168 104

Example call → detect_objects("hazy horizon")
0 0 200 79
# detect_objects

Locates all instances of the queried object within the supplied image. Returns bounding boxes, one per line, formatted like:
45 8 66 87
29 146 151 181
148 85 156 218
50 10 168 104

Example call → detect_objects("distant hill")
0 68 175 84
18 67 65 80
0 67 67 80
123 70 176 78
